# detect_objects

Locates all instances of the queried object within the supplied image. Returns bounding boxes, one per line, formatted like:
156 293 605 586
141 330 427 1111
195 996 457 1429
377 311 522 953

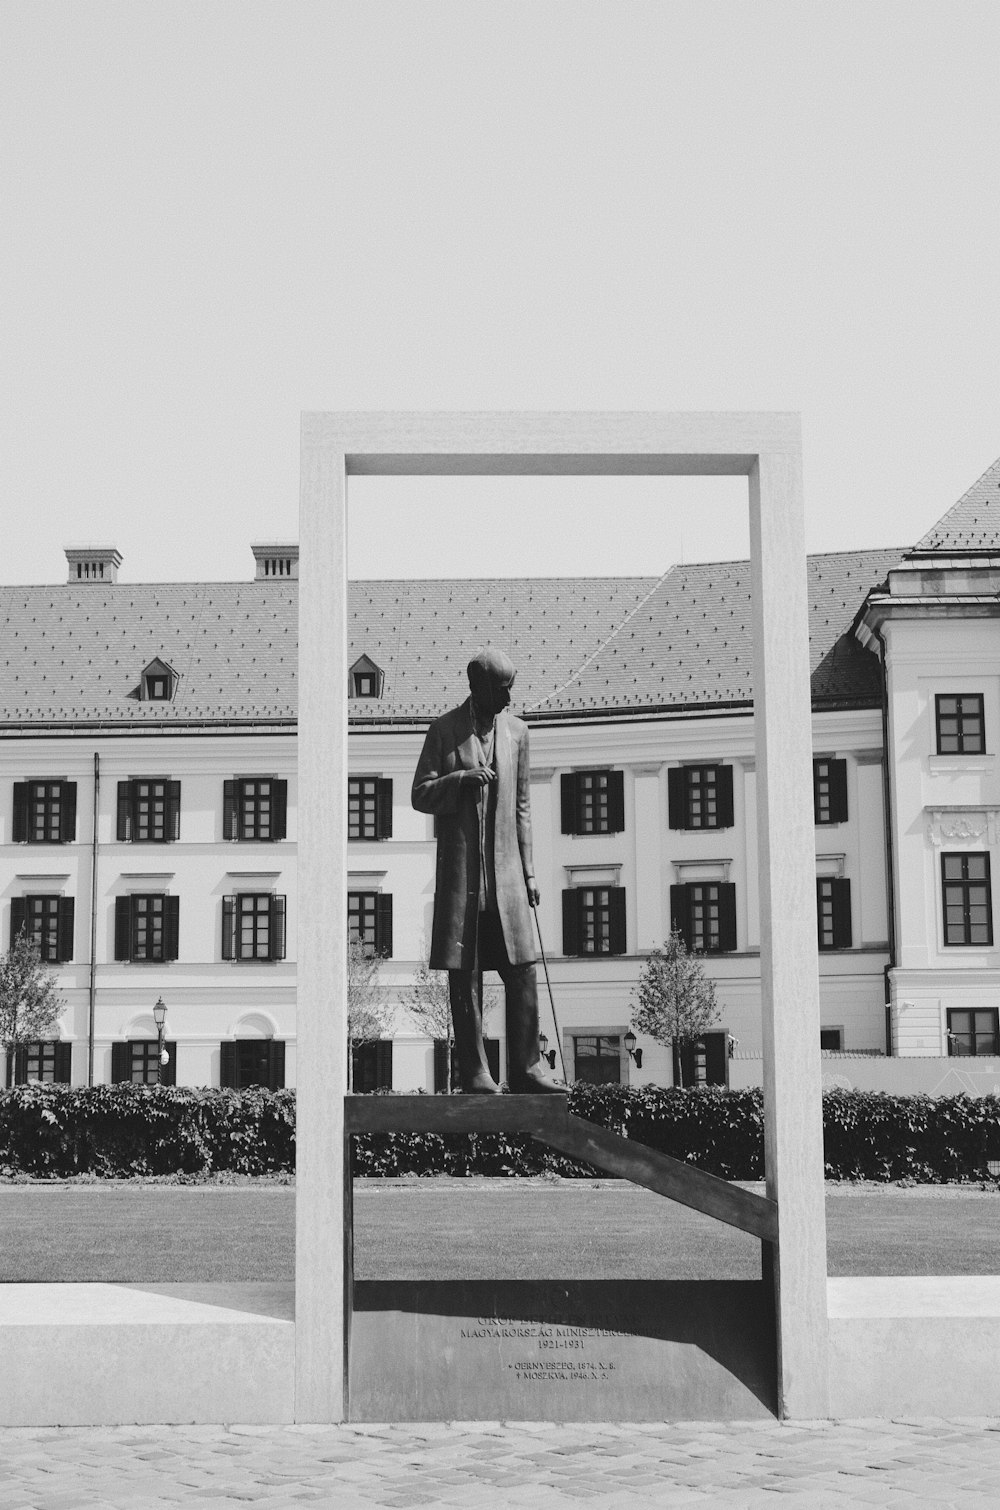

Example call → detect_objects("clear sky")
2 1 999 586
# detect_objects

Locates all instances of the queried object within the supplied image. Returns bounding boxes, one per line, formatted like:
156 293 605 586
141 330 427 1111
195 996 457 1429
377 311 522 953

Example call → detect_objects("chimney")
65 546 122 584
251 543 299 581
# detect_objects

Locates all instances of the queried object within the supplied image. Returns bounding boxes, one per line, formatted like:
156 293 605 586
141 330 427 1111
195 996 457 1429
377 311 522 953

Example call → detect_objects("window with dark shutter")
112 1040 177 1085
9 896 26 946
349 777 393 841
269 894 287 960
117 782 132 841
674 1030 730 1087
433 1038 453 1092
56 898 75 963
375 893 393 957
268 1039 286 1090
115 895 174 962
17 895 71 963
352 1039 393 1093
813 759 848 825
561 888 626 956
376 779 392 839
562 889 580 955
115 896 131 960
222 896 236 959
668 765 733 829
60 784 77 842
671 882 737 953
223 780 236 839
12 783 28 843
11 1041 69 1084
272 780 288 840
348 891 379 954
118 779 180 842
220 1040 238 1087
816 878 852 950
227 1038 283 1089
164 896 180 961
560 771 625 835
224 894 287 961
608 887 627 954
227 778 287 841
13 781 76 844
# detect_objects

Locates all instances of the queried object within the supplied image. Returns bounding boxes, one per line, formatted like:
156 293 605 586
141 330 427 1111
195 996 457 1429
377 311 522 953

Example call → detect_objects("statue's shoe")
459 1073 503 1095
507 1069 568 1095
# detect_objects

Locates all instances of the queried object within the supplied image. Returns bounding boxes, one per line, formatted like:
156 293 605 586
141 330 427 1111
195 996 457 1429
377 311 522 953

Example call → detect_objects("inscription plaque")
350 1279 776 1421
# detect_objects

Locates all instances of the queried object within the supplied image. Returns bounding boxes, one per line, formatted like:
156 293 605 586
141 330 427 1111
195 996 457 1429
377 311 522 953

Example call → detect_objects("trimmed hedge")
0 1083 295 1178
1 1082 998 1182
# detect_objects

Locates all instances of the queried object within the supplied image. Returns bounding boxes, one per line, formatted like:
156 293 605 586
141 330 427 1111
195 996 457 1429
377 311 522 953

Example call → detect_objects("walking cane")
530 898 569 1085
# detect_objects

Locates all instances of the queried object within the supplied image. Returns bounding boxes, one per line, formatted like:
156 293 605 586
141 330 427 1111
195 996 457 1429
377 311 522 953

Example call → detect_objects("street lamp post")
153 997 167 1086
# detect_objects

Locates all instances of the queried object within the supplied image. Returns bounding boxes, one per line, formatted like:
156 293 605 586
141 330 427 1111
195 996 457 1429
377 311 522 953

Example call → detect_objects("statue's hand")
526 878 541 908
462 767 496 788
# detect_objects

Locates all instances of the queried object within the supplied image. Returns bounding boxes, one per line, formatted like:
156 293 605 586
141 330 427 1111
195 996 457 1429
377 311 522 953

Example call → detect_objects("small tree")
405 957 454 1091
405 953 502 1092
0 929 65 1061
630 928 719 1087
347 936 393 1088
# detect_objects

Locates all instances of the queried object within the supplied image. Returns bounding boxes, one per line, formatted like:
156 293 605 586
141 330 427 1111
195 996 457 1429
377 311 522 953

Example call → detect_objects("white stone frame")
298 411 828 1421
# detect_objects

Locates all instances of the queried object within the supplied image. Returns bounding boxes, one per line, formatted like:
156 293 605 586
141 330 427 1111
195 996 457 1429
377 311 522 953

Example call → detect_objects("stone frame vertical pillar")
297 411 829 1422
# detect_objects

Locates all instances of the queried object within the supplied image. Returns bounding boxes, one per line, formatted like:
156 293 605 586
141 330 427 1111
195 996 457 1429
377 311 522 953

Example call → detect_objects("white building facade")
4 459 1000 1090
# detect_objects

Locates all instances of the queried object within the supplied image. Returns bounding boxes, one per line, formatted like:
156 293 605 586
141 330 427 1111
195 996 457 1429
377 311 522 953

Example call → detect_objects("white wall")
883 615 1000 1053
1 701 895 1086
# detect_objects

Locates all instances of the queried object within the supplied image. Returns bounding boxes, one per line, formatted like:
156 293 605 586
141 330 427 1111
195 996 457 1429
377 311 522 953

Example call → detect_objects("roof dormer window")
350 655 384 699
140 658 177 703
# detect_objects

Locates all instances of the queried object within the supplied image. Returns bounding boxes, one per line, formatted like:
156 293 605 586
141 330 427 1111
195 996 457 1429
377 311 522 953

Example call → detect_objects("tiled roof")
525 549 905 717
912 456 1000 552
0 550 902 730
0 583 298 727
347 577 657 720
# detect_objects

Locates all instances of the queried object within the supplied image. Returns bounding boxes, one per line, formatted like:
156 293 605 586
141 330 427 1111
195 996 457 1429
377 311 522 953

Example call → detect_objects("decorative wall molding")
924 807 1000 846
564 863 622 888
672 858 733 883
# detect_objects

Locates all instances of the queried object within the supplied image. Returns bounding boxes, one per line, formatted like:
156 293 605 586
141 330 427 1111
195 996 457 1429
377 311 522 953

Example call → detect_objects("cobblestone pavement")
0 1419 999 1509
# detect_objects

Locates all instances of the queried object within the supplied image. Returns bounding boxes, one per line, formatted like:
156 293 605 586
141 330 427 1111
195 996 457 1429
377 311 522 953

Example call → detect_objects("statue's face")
471 669 513 716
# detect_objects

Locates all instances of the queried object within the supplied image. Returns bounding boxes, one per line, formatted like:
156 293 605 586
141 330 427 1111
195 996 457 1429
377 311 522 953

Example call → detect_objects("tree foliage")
630 928 719 1086
347 936 392 1048
405 958 452 1042
0 929 64 1050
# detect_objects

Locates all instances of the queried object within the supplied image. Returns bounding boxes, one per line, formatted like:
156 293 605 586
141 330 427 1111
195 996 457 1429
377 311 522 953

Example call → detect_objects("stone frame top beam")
301 410 801 475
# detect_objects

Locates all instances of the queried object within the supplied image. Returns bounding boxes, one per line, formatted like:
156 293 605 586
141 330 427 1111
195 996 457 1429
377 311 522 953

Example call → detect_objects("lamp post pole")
153 997 167 1086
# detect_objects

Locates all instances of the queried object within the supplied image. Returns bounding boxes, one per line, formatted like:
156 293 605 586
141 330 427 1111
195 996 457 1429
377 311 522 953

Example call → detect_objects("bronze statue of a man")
412 647 564 1094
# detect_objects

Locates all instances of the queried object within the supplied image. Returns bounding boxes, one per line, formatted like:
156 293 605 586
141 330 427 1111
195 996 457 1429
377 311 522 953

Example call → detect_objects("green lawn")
0 1182 997 1283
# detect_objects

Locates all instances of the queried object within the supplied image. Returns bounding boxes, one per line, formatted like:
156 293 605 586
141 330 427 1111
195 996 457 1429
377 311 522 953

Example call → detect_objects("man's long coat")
411 699 536 971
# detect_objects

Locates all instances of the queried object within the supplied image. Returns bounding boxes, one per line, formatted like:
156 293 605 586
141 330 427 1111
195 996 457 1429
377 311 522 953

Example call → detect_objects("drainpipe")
88 751 99 1086
873 626 897 1055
